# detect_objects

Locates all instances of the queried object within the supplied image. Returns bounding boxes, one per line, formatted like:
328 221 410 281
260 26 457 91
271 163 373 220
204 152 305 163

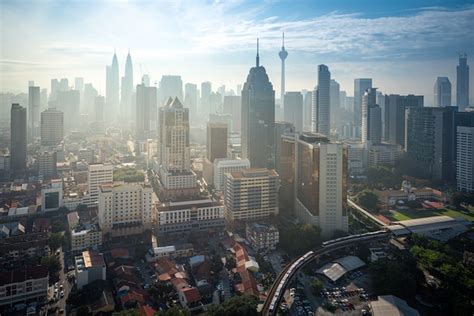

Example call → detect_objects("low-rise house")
246 222 279 252
0 265 49 307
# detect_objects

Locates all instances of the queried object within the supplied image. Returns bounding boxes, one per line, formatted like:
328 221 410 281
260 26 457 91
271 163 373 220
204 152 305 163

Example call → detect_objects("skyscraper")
457 126 474 193
284 92 303 131
10 104 27 173
312 65 331 136
280 133 348 237
278 32 288 112
354 78 372 127
223 95 241 132
157 97 199 199
184 83 198 124
57 90 80 131
434 77 452 107
241 39 276 169
361 88 382 145
457 54 469 111
330 79 340 126
159 75 183 105
136 83 157 139
303 90 312 130
28 86 40 140
207 123 228 162
83 83 98 117
40 108 63 146
121 51 134 118
106 52 120 116
384 94 423 147
201 81 212 118
405 106 457 180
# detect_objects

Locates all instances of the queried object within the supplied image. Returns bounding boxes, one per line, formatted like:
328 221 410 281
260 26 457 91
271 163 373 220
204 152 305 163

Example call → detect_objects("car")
60 291 64 298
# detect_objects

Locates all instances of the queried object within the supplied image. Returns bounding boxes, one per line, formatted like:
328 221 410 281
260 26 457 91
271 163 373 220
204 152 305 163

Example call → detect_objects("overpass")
347 198 387 227
260 230 391 316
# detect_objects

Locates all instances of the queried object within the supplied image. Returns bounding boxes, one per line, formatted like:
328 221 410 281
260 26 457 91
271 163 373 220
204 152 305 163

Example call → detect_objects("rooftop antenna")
256 38 260 67
282 32 285 48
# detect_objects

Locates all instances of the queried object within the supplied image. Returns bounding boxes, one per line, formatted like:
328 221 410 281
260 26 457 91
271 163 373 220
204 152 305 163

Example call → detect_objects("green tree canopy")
203 294 258 316
355 189 379 211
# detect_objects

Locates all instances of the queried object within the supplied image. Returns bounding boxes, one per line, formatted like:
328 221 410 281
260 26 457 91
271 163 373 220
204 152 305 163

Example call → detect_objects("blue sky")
1 0 473 105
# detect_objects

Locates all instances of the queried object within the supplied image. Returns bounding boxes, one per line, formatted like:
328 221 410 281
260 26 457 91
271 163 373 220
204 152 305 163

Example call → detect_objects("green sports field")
386 208 474 222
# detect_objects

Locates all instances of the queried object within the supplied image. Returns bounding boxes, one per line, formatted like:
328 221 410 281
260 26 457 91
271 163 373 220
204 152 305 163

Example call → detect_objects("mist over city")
1 1 474 316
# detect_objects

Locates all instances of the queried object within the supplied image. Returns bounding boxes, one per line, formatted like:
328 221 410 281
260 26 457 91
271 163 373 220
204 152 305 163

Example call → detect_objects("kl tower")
278 32 288 114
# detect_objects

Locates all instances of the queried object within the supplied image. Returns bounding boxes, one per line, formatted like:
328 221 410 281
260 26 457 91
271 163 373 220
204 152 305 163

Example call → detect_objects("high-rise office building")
37 151 57 178
241 40 275 169
86 163 114 207
384 94 423 147
223 95 241 132
10 104 27 173
207 123 228 162
405 106 456 180
330 79 340 126
457 54 469 111
275 121 295 173
284 92 303 132
157 97 198 199
28 86 41 140
278 33 288 113
280 133 348 237
434 77 452 107
312 65 331 136
95 96 105 122
159 75 183 106
121 51 134 118
354 78 372 127
361 88 382 145
40 108 63 146
50 78 69 102
83 83 98 118
303 90 312 130
201 81 212 118
457 126 474 193
136 83 157 139
184 83 198 124
57 90 80 131
223 168 279 222
106 52 120 116
74 77 84 92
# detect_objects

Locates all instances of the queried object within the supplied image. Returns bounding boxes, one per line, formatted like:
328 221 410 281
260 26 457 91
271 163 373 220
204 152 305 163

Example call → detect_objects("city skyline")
1 1 474 104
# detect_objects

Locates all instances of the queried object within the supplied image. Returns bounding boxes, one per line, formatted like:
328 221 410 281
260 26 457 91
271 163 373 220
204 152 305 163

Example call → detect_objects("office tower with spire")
361 88 382 145
157 97 199 200
434 77 452 107
121 51 134 118
28 85 41 140
279 33 288 116
354 78 372 127
106 52 120 117
457 54 469 111
11 104 27 173
312 65 331 136
241 39 276 169
136 83 157 139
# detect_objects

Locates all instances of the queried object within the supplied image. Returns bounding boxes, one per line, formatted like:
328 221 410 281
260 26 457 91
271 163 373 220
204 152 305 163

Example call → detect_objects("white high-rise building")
457 126 474 193
86 164 113 207
98 182 155 236
213 158 250 191
40 108 64 146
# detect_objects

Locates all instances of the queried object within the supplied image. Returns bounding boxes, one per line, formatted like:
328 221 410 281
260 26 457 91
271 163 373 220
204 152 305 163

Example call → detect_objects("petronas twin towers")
106 51 134 119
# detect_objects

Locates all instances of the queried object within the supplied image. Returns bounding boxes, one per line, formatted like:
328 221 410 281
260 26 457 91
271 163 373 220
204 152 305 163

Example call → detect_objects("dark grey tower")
11 103 27 174
312 65 331 136
241 39 276 168
457 53 469 111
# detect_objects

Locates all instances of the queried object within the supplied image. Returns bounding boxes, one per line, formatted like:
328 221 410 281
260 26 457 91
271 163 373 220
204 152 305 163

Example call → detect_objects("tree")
310 279 323 295
49 232 64 252
76 305 90 316
279 224 322 257
367 166 402 189
41 255 62 283
355 244 371 261
155 306 190 316
356 189 379 211
203 294 258 316
112 310 140 316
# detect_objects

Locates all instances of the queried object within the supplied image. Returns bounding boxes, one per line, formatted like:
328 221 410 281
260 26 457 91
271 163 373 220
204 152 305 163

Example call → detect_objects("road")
45 248 70 315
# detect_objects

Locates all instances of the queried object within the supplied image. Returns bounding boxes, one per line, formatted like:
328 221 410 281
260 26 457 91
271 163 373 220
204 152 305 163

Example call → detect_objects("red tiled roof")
120 291 146 305
181 287 201 304
171 278 189 291
139 305 156 316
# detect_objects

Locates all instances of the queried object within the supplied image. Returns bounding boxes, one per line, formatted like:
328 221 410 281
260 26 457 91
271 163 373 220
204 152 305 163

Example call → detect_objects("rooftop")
0 265 48 286
370 295 420 316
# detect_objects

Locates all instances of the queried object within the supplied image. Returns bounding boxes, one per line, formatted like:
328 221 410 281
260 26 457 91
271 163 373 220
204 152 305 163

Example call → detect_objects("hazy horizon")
1 0 474 105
